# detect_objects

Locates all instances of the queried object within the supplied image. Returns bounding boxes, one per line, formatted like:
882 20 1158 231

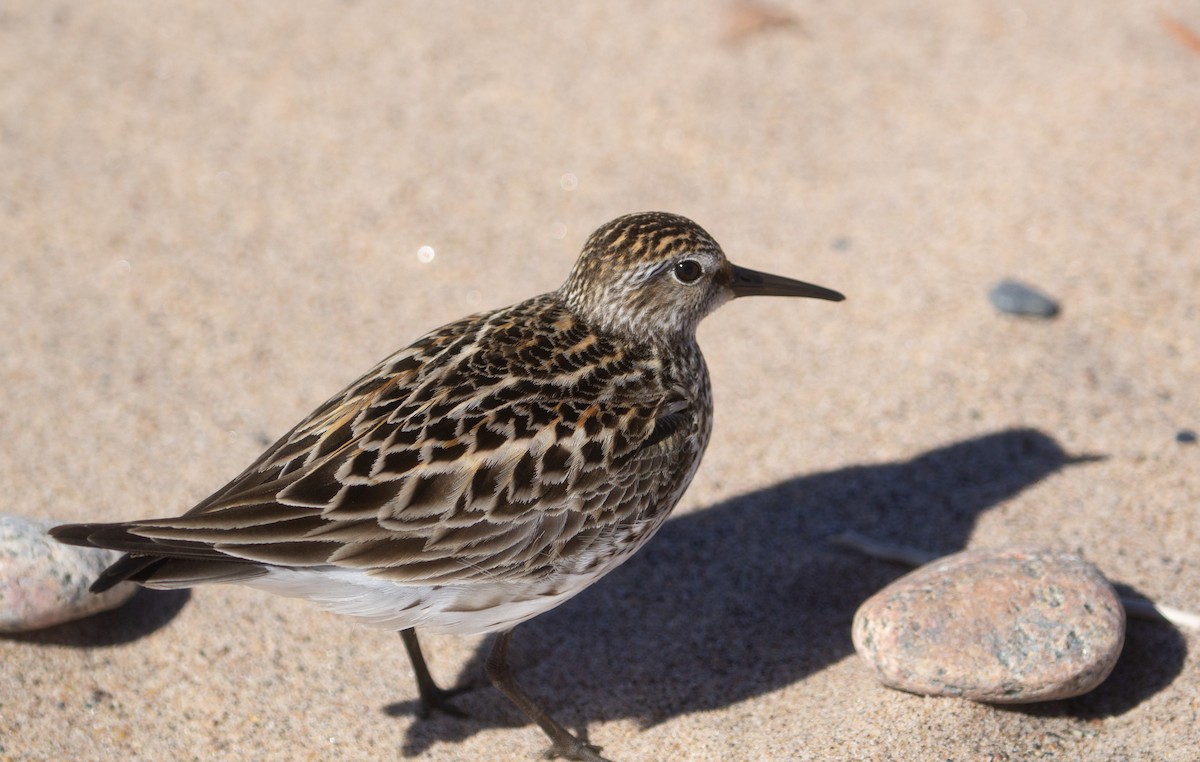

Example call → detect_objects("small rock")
852 546 1124 703
0 513 136 632
1177 429 1197 444
988 279 1060 318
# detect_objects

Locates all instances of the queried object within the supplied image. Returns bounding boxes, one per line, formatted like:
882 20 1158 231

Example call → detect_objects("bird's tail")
49 523 268 593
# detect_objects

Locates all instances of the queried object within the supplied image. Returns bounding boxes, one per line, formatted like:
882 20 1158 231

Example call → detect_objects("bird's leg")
485 629 611 762
400 628 469 718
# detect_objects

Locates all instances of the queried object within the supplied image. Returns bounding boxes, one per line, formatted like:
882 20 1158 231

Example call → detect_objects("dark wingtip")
46 523 140 592
48 523 101 547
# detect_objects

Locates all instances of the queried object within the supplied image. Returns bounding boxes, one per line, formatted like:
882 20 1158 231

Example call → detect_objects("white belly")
241 565 605 635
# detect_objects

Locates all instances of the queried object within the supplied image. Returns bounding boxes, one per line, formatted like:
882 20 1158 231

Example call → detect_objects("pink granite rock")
852 546 1125 703
0 513 136 632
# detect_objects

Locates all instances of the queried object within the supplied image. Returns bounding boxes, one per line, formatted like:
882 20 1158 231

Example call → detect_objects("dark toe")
416 683 474 719
546 738 610 762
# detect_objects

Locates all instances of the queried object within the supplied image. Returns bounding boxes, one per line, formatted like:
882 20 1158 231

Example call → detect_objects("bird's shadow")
3 588 191 648
396 428 1187 755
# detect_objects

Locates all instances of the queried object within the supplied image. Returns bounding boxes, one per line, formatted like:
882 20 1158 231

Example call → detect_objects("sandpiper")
52 212 843 761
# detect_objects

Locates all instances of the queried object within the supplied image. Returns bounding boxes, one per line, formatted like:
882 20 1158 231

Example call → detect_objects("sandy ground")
2 2 1198 760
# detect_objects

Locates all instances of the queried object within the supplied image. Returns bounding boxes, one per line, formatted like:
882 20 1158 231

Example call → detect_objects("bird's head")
559 212 844 341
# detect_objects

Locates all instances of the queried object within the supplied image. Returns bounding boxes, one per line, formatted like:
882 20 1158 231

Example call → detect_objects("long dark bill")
729 264 845 301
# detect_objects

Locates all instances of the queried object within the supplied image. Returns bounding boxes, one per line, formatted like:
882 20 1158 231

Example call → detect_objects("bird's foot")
544 735 611 762
415 680 476 720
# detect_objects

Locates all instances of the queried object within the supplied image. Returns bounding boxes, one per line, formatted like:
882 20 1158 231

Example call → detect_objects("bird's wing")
55 301 702 588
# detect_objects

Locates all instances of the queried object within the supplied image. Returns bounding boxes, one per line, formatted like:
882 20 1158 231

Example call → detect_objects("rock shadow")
1003 582 1187 720
4 588 191 648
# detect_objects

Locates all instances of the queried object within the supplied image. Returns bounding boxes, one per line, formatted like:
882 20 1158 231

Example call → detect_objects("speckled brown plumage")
52 211 843 762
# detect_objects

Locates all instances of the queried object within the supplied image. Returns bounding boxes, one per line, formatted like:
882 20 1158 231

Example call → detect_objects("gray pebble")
0 513 136 632
988 279 1060 317
1177 429 1197 444
852 546 1125 703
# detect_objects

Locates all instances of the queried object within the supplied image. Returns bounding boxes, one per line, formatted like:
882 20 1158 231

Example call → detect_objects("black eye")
672 259 703 284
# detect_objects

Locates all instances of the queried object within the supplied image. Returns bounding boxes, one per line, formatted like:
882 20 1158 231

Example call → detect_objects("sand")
2 2 1198 760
